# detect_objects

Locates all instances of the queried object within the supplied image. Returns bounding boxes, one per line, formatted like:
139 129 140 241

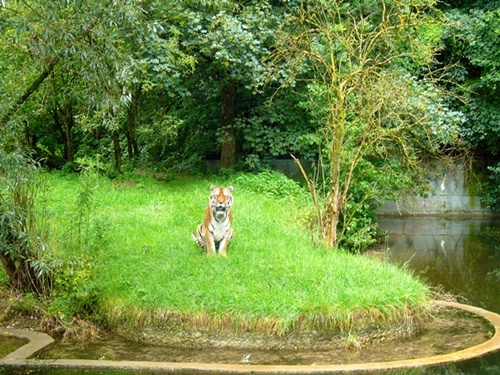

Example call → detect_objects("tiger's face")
209 185 233 220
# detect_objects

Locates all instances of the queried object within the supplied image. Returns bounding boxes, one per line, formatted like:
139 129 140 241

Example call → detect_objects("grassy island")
1 171 431 346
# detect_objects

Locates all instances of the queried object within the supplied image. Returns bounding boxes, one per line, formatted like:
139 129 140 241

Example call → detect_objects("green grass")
16 171 431 337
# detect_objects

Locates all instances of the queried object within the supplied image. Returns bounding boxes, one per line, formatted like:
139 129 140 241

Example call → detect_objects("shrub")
482 162 500 208
235 170 305 199
0 149 52 294
46 161 107 322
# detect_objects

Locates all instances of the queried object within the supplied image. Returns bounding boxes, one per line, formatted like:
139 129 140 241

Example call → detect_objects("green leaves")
270 0 460 247
444 6 500 154
176 1 278 91
0 147 51 294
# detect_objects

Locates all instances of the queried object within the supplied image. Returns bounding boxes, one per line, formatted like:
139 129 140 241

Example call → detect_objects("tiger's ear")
228 186 234 192
210 184 216 191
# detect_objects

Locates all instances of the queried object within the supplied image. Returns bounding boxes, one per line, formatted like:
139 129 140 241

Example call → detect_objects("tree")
116 0 196 166
1 1 314 173
0 0 195 171
0 0 129 164
444 6 500 155
170 0 281 168
272 0 462 248
441 3 500 206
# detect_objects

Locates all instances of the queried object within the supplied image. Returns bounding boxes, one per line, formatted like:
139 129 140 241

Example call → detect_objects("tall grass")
0 150 51 294
22 171 430 339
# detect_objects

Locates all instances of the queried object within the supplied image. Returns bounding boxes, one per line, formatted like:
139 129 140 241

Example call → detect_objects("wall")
376 162 499 216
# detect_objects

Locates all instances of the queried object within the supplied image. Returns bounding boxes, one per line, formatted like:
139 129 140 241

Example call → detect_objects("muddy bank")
35 305 493 366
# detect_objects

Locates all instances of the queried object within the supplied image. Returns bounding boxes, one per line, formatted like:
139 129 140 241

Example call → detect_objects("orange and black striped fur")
192 185 234 256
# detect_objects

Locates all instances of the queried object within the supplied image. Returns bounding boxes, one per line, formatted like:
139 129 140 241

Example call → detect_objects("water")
2 216 500 374
30 308 492 365
378 216 500 375
379 216 500 313
0 337 27 358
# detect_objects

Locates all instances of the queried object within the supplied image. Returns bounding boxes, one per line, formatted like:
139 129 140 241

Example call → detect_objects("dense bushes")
0 148 51 294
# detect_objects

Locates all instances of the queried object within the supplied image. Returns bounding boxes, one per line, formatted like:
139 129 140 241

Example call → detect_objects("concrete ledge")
2 301 500 374
2 329 54 361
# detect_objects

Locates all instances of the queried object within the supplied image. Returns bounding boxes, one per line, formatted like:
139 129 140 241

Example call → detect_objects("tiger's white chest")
209 212 231 242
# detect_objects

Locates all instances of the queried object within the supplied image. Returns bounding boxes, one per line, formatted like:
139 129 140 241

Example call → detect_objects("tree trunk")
52 102 75 162
326 94 346 248
327 189 341 247
113 130 122 173
0 61 56 126
220 83 237 169
126 83 142 159
62 104 75 162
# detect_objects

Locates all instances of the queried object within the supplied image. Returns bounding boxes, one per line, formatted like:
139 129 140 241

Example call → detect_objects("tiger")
192 185 234 256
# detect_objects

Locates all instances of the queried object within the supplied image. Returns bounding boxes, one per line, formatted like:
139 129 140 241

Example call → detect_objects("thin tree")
272 0 462 248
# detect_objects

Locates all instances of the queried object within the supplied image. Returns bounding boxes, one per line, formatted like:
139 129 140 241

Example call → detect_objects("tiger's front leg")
217 227 234 257
205 230 217 256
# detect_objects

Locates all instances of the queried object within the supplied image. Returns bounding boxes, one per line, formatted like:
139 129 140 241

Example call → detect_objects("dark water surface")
378 216 500 375
0 337 27 359
2 216 500 374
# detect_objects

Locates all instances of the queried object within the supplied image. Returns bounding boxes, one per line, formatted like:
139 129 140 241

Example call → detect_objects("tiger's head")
209 185 234 220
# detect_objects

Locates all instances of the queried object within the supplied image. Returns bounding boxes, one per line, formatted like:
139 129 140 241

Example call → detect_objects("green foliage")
236 88 317 171
272 0 460 247
338 172 380 252
444 7 500 153
175 1 278 90
135 114 193 171
0 0 198 170
48 162 107 320
48 257 99 320
14 292 38 314
441 4 500 204
0 148 51 294
0 150 106 324
1 0 491 256
481 162 500 208
234 170 305 199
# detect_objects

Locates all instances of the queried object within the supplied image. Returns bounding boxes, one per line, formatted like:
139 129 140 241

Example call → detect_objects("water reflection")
379 216 500 312
378 215 500 375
